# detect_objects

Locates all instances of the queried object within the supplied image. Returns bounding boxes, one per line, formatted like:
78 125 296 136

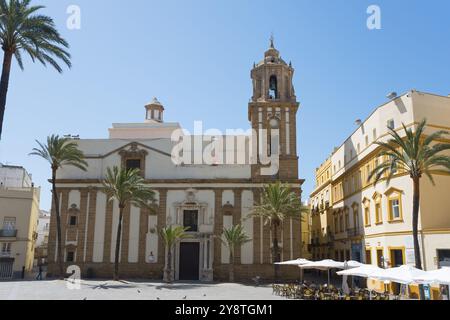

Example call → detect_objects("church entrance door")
179 242 200 280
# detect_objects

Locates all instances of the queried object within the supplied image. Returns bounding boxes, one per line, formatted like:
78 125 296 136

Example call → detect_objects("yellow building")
309 158 334 261
0 164 40 279
309 90 450 298
301 206 312 260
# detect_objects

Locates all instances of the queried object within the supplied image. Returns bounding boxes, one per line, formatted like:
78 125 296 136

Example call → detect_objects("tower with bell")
249 36 300 182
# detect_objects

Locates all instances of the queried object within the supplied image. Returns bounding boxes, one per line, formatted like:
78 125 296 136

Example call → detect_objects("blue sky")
0 0 449 211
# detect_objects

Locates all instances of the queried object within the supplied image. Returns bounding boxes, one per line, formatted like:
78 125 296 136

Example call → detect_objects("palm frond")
220 224 251 249
251 182 307 226
369 119 450 185
102 166 155 210
0 0 71 72
30 135 87 173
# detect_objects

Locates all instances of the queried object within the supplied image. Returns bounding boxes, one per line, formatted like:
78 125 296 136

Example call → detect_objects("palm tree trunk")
52 167 64 280
166 246 172 283
0 50 13 140
412 178 422 269
412 177 424 299
229 250 235 282
272 224 280 281
113 206 124 281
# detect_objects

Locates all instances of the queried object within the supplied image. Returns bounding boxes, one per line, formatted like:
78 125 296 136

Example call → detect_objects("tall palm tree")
160 225 191 283
369 119 450 271
219 224 251 282
251 182 308 280
102 166 155 281
0 0 71 139
30 135 87 279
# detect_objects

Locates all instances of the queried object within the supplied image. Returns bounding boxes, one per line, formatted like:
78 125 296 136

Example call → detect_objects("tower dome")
250 36 295 102
145 97 165 123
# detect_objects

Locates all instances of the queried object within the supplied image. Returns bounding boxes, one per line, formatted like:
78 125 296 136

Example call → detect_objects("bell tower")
248 37 299 181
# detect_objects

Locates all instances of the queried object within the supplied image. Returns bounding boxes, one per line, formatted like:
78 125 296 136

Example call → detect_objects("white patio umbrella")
413 267 450 285
300 259 346 270
274 258 311 266
346 260 365 269
274 259 311 283
337 264 387 279
300 259 347 287
376 265 427 285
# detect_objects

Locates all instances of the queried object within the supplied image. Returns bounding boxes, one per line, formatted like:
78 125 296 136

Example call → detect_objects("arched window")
267 118 280 157
269 75 278 99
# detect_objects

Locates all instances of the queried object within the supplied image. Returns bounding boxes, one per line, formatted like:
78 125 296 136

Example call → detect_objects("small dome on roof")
148 97 162 106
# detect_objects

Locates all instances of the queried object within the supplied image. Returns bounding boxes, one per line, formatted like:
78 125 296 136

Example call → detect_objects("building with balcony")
309 158 335 261
0 164 40 279
310 91 450 276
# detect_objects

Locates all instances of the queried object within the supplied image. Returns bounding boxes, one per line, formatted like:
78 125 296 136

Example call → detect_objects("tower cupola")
251 36 296 102
145 97 164 123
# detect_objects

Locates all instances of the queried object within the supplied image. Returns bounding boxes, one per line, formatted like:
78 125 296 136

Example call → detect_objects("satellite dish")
355 119 362 126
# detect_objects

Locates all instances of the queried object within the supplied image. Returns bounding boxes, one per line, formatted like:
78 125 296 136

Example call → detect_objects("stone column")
103 199 114 264
59 190 70 260
85 188 98 263
157 190 167 268
213 189 223 270
283 219 290 261
76 188 89 263
120 204 131 264
233 189 242 264
253 188 262 264
138 207 149 264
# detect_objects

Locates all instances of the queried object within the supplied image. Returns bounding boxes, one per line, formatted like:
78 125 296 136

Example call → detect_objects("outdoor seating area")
274 258 450 300
272 283 394 300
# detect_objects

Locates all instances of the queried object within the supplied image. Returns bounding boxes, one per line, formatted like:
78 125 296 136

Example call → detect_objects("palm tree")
160 225 191 283
251 182 308 280
219 224 251 282
102 166 155 281
30 135 87 279
0 0 71 139
369 119 450 272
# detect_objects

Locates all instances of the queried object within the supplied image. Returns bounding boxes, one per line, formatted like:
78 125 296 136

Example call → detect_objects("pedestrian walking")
36 264 43 280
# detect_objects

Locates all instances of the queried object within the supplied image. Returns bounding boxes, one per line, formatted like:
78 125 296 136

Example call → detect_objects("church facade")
47 41 305 281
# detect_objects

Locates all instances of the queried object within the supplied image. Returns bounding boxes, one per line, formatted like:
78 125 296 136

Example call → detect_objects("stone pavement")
0 280 285 300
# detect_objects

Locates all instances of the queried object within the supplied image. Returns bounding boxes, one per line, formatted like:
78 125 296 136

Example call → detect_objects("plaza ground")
0 279 286 300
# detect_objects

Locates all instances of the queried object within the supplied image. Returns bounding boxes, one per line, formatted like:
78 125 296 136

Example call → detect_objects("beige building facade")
47 42 305 281
0 165 40 279
310 91 450 276
34 210 50 266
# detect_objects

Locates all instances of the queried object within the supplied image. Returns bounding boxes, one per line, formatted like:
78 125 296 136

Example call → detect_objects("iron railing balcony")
0 229 17 238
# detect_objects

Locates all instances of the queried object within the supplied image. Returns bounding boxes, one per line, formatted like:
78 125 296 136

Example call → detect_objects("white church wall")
241 190 254 264
128 205 140 263
221 215 233 264
93 192 106 263
222 190 234 206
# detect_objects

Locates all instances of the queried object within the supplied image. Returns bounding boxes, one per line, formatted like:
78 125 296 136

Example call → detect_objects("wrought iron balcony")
0 229 17 238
